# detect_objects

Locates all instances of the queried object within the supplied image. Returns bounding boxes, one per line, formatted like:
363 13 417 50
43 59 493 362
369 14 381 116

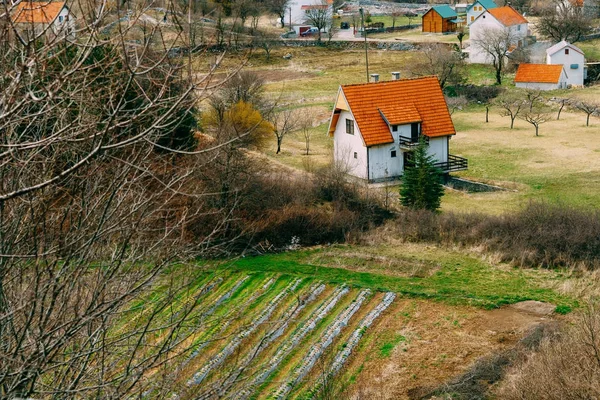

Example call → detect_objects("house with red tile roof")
468 5 528 64
514 64 568 90
12 1 75 39
285 0 333 28
328 76 467 182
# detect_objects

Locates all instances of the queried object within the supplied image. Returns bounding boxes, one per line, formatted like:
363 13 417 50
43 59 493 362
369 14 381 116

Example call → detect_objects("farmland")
124 242 577 399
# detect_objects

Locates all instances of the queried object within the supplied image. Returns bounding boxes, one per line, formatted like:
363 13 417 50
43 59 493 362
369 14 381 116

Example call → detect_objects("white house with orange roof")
12 1 75 40
546 41 586 86
468 5 528 64
327 75 467 182
514 64 568 90
285 0 333 28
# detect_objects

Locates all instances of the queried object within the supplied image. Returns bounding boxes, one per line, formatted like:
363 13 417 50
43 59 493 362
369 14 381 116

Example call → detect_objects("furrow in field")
236 285 350 400
272 288 372 399
186 278 303 386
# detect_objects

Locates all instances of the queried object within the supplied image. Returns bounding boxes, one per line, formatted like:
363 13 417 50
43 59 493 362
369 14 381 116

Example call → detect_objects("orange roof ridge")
338 76 455 147
13 1 66 24
487 5 528 26
341 75 440 88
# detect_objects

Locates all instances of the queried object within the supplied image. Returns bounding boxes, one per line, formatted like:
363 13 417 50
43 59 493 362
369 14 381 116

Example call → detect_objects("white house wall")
547 48 585 86
333 110 368 179
427 136 448 163
469 15 527 64
286 0 332 27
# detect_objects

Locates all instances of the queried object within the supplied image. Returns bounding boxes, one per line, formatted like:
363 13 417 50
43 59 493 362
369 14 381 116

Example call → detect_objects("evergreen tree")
400 138 445 211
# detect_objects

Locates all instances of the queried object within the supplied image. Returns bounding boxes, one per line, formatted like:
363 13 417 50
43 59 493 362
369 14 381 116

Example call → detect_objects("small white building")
328 76 467 182
285 0 333 28
12 1 75 40
468 5 528 64
546 40 586 87
466 0 497 25
514 63 568 90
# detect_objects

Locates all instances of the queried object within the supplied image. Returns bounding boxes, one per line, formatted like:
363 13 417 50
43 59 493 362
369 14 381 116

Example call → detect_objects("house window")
353 152 358 159
59 15 64 22
565 49 570 55
391 150 397 158
392 125 398 132
346 119 354 135
471 16 474 21
410 123 420 142
517 25 521 31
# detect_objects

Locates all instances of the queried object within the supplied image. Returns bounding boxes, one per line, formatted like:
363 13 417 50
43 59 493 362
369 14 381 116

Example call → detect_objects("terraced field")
129 271 395 399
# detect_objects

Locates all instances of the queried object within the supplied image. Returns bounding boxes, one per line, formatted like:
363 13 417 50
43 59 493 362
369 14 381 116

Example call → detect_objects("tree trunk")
535 125 539 136
485 106 489 122
495 68 502 85
276 137 282 154
587 113 591 126
557 104 564 120
510 116 515 129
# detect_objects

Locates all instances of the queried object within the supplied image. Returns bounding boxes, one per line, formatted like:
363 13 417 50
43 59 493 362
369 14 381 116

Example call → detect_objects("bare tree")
268 0 290 28
405 11 417 28
497 95 525 128
471 27 519 84
520 107 551 136
0 0 262 397
446 95 469 115
457 28 466 50
300 111 315 155
412 43 465 88
304 1 331 42
526 89 544 112
268 107 300 154
391 11 401 29
574 101 600 126
555 97 571 120
537 0 593 43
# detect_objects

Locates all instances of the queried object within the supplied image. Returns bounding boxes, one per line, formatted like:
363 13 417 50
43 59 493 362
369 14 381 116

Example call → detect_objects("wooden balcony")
399 136 428 150
433 154 468 173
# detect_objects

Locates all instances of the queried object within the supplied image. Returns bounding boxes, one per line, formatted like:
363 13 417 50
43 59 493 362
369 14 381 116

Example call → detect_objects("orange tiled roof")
339 76 455 147
13 1 66 24
378 104 421 125
488 6 528 26
514 63 564 83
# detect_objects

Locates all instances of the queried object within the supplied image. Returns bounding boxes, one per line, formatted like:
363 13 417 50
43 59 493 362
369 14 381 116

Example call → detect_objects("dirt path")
341 298 556 399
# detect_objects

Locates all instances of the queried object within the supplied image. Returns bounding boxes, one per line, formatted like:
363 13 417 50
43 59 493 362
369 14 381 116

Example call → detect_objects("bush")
374 202 600 269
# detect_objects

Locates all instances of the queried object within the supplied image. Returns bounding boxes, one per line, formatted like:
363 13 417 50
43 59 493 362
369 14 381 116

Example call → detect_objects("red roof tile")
13 1 66 24
515 63 564 83
488 6 528 26
339 76 455 147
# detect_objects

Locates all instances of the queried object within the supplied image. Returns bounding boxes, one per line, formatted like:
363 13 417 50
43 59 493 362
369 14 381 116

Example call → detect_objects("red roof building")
328 76 467 181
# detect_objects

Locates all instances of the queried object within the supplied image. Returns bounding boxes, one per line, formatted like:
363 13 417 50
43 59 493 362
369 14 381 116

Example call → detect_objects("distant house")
12 1 75 40
422 5 459 33
468 6 528 64
466 0 497 25
328 76 467 182
515 64 568 90
285 0 333 28
454 3 469 13
546 41 586 86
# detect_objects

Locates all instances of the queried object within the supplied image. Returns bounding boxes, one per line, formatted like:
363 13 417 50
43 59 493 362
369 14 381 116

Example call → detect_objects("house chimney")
370 73 379 82
391 72 400 80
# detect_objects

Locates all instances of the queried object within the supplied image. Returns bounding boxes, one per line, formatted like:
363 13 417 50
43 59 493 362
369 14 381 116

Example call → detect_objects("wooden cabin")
422 5 458 33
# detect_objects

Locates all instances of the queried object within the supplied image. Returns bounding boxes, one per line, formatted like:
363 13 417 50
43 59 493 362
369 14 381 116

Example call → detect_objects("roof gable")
467 0 498 12
546 40 585 57
13 2 67 24
337 76 455 147
487 5 528 26
515 63 565 83
429 5 458 19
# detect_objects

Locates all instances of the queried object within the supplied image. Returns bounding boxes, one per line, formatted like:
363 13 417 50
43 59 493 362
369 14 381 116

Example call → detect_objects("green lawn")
216 245 576 310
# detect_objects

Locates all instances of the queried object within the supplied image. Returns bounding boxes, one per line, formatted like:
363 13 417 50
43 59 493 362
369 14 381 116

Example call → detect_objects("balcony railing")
433 154 468 173
399 136 428 149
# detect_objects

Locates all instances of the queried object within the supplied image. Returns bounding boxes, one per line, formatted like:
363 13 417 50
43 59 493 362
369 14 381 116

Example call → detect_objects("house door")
411 123 419 142
403 152 414 170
